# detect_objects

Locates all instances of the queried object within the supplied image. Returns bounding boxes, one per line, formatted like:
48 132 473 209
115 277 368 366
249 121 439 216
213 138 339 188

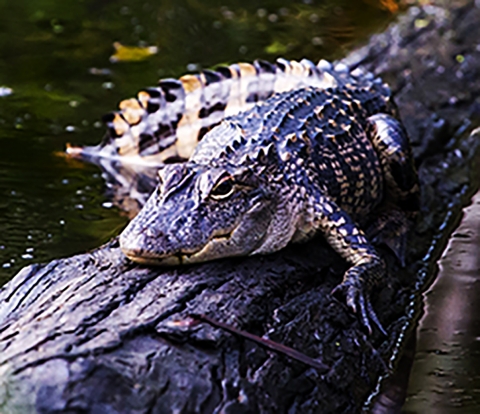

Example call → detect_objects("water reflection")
404 190 480 413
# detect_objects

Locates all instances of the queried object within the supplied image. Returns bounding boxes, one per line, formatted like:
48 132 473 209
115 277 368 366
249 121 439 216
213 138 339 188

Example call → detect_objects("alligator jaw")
121 249 183 266
121 230 236 267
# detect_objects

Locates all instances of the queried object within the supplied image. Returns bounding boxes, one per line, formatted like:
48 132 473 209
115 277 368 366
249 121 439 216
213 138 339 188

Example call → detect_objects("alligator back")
66 58 388 167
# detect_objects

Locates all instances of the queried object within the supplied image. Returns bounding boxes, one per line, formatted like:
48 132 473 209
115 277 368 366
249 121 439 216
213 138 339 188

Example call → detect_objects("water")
0 0 396 285
403 189 480 413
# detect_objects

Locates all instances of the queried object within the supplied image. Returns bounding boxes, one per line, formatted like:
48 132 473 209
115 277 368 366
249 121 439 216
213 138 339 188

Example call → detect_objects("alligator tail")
66 58 384 166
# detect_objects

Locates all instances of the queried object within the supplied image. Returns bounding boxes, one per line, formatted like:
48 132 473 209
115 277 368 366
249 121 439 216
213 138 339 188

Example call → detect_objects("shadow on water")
0 0 397 285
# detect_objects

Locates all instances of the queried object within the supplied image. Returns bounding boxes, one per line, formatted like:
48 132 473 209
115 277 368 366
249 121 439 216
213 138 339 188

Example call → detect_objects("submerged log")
1 1 480 412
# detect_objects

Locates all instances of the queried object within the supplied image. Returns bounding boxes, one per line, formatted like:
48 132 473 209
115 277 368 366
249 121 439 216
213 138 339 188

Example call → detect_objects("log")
1 1 480 412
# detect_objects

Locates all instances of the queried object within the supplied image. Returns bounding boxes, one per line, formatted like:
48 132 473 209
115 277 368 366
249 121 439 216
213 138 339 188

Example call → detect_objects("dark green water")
0 0 397 285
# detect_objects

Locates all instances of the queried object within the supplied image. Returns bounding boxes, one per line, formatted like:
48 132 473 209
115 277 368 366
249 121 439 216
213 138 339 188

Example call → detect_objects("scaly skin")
66 58 355 215
119 81 419 334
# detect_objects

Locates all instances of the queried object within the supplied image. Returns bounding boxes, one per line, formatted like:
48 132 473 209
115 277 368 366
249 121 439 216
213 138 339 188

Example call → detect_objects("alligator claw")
367 300 387 336
331 279 386 336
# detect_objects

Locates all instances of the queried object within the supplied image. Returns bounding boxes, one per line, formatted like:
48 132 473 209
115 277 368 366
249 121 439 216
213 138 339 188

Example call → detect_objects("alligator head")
119 161 282 265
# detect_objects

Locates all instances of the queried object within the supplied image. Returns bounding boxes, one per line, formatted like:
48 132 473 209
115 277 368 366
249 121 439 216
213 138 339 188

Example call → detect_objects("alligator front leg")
367 113 419 213
365 113 420 265
314 197 387 335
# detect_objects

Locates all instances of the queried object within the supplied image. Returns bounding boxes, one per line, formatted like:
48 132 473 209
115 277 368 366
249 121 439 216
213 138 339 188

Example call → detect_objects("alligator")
67 58 419 333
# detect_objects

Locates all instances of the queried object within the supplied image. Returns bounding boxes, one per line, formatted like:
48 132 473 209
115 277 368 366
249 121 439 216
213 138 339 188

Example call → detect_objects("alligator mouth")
121 250 184 266
121 200 269 266
121 231 234 267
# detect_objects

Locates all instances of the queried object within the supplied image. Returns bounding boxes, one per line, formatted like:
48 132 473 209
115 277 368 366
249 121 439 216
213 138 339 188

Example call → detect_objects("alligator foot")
332 276 387 337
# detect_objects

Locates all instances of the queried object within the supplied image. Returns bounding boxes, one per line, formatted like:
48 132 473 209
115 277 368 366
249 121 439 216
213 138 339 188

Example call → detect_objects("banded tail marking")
66 58 371 166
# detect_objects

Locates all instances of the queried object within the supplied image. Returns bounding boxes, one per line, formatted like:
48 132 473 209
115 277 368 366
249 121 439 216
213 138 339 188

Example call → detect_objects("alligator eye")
211 176 235 200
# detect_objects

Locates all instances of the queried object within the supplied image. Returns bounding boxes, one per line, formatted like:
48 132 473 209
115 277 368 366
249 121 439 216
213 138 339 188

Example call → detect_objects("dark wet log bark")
1 1 480 412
